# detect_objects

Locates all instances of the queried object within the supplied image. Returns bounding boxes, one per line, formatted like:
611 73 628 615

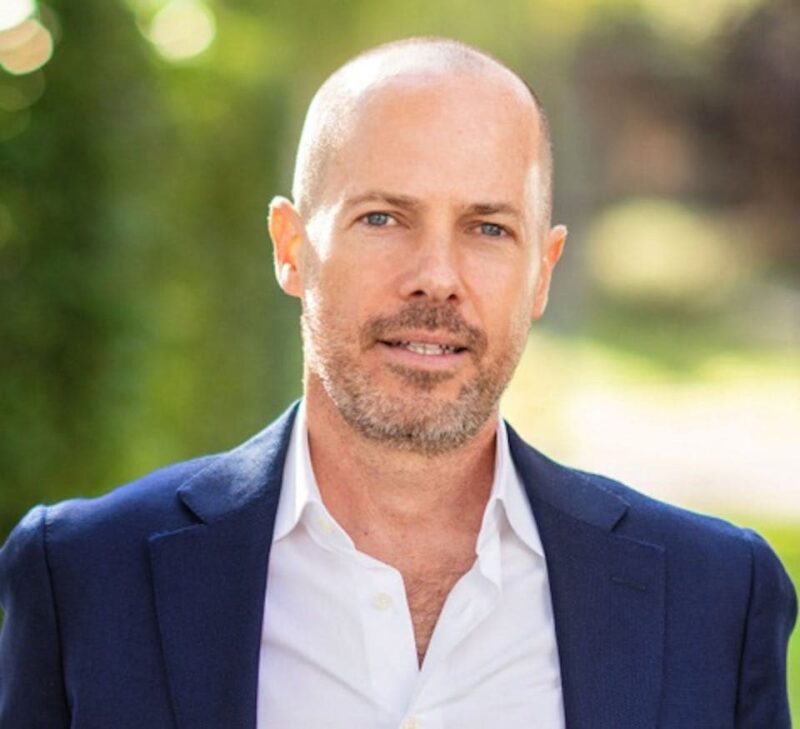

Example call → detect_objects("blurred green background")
1 0 797 714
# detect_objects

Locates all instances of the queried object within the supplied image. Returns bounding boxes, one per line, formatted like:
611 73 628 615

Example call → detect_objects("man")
0 37 795 729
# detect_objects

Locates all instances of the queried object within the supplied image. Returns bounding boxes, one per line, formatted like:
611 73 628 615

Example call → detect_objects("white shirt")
257 403 565 729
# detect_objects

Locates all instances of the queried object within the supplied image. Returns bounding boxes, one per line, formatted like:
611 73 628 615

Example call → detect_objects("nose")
398 229 464 303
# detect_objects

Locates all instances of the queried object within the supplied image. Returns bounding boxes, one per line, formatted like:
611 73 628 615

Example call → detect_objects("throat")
306 393 499 525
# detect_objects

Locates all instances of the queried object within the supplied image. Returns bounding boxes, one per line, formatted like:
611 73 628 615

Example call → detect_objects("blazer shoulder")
569 465 796 611
507 424 790 574
5 402 300 556
511 432 796 639
581 467 765 555
4 453 221 557
557 460 773 570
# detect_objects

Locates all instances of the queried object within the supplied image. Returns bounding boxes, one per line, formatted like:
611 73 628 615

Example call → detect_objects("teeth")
402 341 455 355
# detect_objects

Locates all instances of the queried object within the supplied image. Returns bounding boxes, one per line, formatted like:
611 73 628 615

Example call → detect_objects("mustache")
361 302 488 356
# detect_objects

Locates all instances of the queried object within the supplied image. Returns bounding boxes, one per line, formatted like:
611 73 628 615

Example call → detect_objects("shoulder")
508 425 794 590
587 469 796 619
1 454 221 564
580 467 758 557
576 468 793 596
2 401 300 566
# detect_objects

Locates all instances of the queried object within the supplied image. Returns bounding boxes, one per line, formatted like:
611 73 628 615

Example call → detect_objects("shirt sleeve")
0 505 71 728
734 528 797 729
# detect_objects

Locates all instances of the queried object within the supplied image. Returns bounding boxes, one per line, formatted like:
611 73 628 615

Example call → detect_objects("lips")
362 302 488 359
382 340 467 356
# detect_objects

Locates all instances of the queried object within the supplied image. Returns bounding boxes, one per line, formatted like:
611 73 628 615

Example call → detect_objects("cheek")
303 266 381 340
466 258 537 324
303 250 352 304
512 257 541 323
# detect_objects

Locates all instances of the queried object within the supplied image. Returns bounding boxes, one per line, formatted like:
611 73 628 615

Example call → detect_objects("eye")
360 212 396 227
477 222 508 238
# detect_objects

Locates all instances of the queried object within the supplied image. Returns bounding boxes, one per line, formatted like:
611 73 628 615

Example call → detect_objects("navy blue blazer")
1 403 796 728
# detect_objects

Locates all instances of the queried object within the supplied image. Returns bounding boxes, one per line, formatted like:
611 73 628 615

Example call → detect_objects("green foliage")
1 0 305 536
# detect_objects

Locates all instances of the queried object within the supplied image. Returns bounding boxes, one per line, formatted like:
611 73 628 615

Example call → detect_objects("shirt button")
372 592 393 610
401 717 420 729
316 517 334 536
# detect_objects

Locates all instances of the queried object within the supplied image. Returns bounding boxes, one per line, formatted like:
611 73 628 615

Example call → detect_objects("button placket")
358 563 418 709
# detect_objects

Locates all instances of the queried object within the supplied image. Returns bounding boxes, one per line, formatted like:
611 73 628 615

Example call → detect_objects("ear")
268 196 305 298
530 224 567 321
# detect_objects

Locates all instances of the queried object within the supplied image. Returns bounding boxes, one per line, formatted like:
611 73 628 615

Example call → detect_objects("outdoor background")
1 0 797 713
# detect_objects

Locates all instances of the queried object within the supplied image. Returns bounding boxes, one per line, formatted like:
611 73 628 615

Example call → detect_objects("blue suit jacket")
1 403 796 728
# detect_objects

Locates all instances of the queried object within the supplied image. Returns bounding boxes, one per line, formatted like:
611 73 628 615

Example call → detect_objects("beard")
302 300 528 455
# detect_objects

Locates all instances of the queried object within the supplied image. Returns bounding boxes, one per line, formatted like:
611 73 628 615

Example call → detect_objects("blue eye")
364 212 392 226
479 222 506 237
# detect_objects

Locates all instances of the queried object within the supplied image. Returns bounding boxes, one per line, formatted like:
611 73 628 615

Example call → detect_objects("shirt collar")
489 417 544 558
273 399 324 542
273 401 544 561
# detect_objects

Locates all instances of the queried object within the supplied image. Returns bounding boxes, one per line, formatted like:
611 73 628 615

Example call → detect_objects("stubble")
302 301 527 455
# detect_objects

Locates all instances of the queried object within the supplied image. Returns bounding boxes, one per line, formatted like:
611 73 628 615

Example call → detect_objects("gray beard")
302 302 526 455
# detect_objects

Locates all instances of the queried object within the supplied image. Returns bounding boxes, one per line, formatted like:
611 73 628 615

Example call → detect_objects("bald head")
291 37 553 231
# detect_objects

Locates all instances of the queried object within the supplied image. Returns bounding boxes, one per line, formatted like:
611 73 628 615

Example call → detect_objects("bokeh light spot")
147 0 216 62
0 0 35 33
0 16 40 51
0 19 53 75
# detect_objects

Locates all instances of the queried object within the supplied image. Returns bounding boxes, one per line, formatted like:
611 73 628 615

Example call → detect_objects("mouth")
362 302 487 367
379 339 468 356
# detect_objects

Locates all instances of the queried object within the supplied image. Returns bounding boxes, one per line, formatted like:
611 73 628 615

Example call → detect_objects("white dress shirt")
257 403 565 729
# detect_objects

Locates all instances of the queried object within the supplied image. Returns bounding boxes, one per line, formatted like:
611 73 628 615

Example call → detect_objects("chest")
258 528 564 728
402 558 476 663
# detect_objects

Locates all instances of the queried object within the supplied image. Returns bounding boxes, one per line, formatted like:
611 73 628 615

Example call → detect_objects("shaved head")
291 37 553 232
270 36 567 456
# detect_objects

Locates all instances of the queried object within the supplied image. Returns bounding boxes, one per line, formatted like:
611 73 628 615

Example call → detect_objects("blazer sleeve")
735 529 797 729
0 505 70 728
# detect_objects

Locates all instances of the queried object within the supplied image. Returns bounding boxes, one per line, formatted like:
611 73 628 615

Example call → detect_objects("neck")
303 376 497 551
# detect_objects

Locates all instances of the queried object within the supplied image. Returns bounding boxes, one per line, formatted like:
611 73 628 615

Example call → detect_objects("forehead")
320 71 544 215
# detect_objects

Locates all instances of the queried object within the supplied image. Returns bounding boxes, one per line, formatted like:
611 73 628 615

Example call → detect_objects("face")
273 71 565 454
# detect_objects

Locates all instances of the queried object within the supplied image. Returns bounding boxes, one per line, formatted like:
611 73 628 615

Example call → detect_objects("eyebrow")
343 191 521 219
462 202 522 219
343 191 421 211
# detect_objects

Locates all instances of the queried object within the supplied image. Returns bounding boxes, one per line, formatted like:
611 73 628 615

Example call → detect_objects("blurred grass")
505 327 799 520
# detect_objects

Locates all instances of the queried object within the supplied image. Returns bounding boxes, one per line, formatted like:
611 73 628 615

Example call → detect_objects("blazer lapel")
148 405 298 729
508 426 666 729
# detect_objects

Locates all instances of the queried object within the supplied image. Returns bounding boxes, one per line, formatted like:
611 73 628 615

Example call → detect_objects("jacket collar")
176 402 299 525
506 422 629 531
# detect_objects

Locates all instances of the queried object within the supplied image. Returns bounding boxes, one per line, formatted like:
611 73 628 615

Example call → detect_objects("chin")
328 380 497 456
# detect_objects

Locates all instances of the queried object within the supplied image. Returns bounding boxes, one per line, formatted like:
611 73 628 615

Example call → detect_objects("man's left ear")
530 224 567 321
